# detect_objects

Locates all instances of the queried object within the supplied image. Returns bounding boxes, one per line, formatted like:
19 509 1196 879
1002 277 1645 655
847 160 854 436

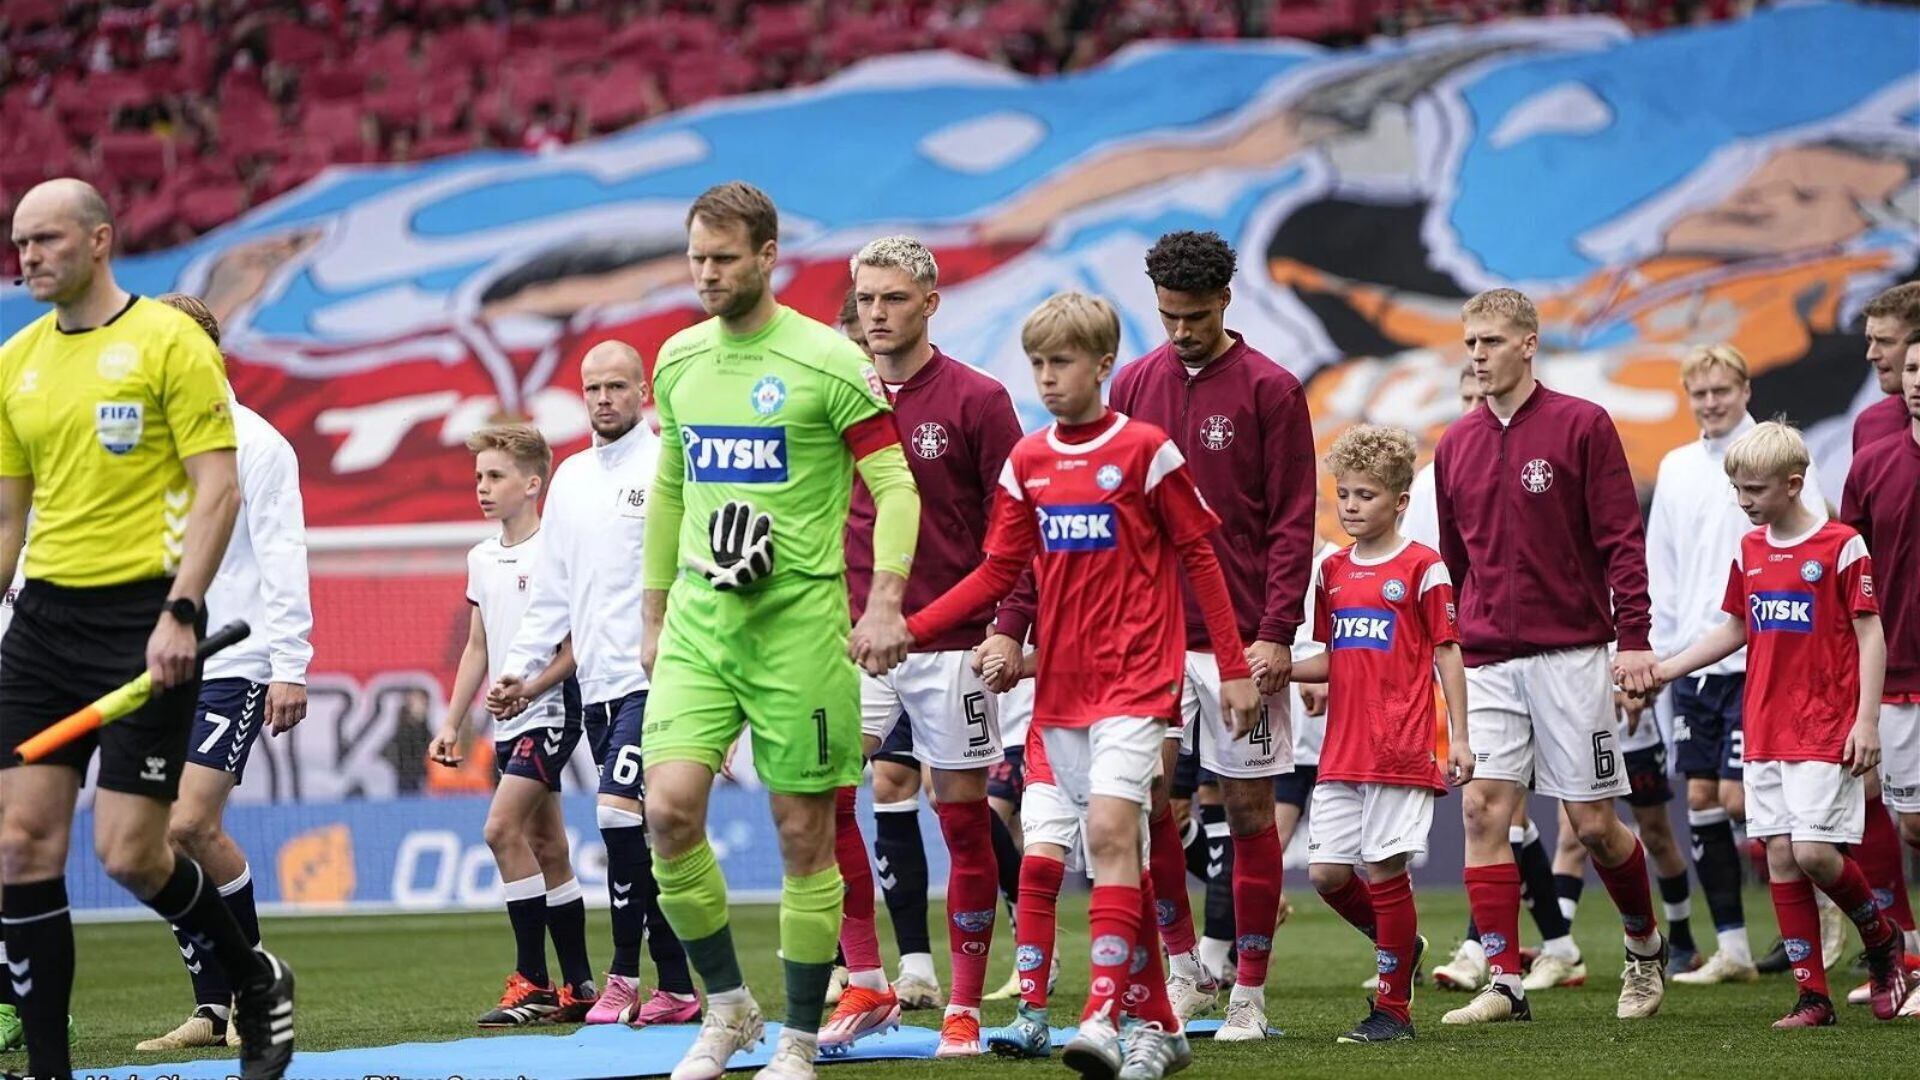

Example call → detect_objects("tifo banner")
67 787 933 918
3 4 1913 530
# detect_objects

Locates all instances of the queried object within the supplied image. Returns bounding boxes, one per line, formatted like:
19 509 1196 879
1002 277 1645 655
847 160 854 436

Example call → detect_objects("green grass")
47 886 1911 1078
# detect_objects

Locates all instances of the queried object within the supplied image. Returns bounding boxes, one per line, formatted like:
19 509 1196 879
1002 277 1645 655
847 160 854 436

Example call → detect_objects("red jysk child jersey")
1313 539 1458 792
979 413 1234 728
1721 520 1877 763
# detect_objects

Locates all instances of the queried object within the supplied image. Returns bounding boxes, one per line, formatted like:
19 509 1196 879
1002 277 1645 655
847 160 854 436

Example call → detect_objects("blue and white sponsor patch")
1236 934 1273 954
1130 945 1150 975
750 375 787 416
1800 559 1824 583
1480 932 1507 956
1376 948 1400 974
1016 944 1046 972
1331 607 1398 651
1091 934 1129 966
1155 899 1177 927
1096 464 1123 491
1382 578 1406 602
1783 937 1812 963
682 425 788 483
1036 504 1117 552
1748 590 1814 633
952 908 996 933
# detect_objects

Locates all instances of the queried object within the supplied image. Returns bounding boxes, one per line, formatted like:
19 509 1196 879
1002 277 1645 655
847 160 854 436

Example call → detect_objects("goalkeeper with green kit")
640 181 921 1080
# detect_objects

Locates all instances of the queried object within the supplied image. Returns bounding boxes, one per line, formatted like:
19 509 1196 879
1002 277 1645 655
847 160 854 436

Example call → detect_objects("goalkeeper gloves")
690 499 775 591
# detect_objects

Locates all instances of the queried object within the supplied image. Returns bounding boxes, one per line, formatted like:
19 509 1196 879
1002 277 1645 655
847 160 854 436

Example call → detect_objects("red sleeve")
1256 380 1317 644
1843 550 1879 618
1177 534 1250 679
1582 412 1653 652
1148 459 1222 546
843 412 901 461
1419 561 1460 647
1719 558 1744 622
1312 561 1332 647
906 486 1034 643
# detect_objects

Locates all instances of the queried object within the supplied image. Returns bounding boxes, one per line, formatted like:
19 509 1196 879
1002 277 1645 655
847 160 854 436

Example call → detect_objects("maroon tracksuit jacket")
1854 393 1909 454
1106 332 1317 648
1842 425 1920 694
1434 383 1653 668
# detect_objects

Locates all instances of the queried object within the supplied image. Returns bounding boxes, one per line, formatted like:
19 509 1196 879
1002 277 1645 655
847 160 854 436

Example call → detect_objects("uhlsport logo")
1520 458 1554 493
911 421 949 459
1749 590 1814 634
683 425 788 483
1331 607 1397 652
1199 414 1234 450
1800 559 1824 583
750 375 786 416
1036 504 1118 552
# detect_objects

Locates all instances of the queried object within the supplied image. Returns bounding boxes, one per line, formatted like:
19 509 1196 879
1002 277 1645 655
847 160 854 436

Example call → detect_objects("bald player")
492 341 697 1026
1 179 295 1080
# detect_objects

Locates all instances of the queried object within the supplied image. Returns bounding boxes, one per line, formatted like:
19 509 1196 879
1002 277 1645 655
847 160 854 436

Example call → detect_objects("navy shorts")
1671 674 1744 781
497 721 585 793
189 678 270 781
1273 763 1318 809
1621 742 1673 808
1170 747 1219 800
587 691 646 799
872 715 917 768
988 746 1025 802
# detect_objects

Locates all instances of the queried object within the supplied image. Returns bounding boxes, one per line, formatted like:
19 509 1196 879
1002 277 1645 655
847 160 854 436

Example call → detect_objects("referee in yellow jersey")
0 180 295 1080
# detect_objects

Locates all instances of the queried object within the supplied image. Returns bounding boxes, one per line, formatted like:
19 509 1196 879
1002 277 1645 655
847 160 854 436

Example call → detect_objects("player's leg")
1308 782 1377 944
1877 702 1920 957
527 790 598 1019
0 763 84 1078
1530 647 1665 1018
1203 679 1291 1026
1441 658 1530 1019
1517 805 1588 991
476 770 561 1025
1622 736 1697 976
643 586 766 1080
914 665 1003 1055
1778 763 1907 1019
820 677 902 1053
985 758 1072 1061
869 738 936 1004
1151 667 1211 1016
1672 678 1754 984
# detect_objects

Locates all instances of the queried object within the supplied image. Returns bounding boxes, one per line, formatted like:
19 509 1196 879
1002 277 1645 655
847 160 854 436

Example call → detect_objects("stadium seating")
1 0 1756 274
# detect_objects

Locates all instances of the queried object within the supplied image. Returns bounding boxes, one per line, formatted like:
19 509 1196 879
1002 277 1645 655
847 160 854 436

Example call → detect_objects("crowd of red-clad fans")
3 0 1760 263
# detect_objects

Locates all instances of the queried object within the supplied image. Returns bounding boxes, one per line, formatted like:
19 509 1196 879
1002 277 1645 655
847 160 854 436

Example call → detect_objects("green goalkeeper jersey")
645 305 894 589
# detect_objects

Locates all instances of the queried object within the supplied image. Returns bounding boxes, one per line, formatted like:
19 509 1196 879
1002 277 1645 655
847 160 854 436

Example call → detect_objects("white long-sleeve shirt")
1402 462 1441 553
204 403 314 685
504 421 657 705
1647 412 1827 675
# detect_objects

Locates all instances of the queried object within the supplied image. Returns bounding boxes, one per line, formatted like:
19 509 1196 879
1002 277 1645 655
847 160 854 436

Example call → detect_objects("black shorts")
1273 763 1319 809
0 578 204 800
188 677 270 781
872 716 917 769
586 689 643 799
497 721 585 793
1671 675 1744 781
988 745 1025 802
1621 742 1673 808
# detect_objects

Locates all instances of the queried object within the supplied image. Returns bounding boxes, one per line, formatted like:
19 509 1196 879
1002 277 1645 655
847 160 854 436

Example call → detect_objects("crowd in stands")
3 0 1763 266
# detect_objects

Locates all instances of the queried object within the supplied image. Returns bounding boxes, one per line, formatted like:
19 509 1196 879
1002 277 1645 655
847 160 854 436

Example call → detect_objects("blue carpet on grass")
95 1020 1228 1079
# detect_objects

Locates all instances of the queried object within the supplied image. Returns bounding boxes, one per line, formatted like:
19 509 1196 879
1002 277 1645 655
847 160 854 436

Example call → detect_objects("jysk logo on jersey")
683 425 788 483
1331 607 1398 651
1036 504 1117 552
1749 590 1815 633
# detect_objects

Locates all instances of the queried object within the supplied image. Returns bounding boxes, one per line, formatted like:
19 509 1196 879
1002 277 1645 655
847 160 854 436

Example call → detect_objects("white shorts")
1744 760 1865 844
860 651 1004 769
1306 781 1434 865
1879 703 1920 813
1173 651 1293 778
1465 645 1630 802
1026 716 1162 873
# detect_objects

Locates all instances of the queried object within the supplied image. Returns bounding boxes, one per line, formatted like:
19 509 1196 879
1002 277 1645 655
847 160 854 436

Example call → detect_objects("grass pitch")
51 886 1912 1079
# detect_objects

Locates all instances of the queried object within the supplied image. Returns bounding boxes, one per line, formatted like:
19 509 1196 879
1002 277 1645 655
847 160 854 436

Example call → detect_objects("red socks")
1016 854 1065 1011
1317 869 1377 939
1147 808 1199 955
1084 883 1141 1022
1820 856 1897 949
1771 878 1829 997
1857 798 1914 932
1126 874 1180 1029
1369 873 1418 1022
1231 825 1285 988
1593 837 1661 948
936 799 999 1009
1464 862 1523 980
833 787 884 975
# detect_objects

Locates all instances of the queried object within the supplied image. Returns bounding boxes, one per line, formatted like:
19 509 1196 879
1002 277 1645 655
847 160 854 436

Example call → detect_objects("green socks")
780 866 844 1031
655 840 744 994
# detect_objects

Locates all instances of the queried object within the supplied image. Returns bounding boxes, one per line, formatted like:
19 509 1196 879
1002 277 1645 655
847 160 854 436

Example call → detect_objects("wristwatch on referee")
165 597 200 625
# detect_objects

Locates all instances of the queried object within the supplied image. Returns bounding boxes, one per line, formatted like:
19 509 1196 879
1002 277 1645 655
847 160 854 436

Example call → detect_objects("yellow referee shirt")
0 296 237 587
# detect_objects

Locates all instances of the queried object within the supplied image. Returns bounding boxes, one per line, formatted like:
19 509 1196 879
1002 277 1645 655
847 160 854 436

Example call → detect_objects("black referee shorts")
0 578 204 800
